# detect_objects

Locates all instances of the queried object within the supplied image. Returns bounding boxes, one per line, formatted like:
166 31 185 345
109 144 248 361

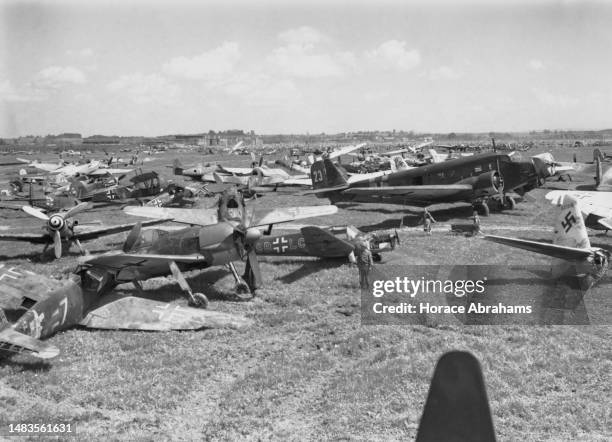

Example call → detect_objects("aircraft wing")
0 327 59 359
328 143 366 160
89 168 133 176
123 206 219 226
343 184 473 198
81 252 208 269
74 219 169 241
0 232 48 243
80 295 252 331
483 235 593 261
301 226 354 257
246 205 338 227
217 166 253 175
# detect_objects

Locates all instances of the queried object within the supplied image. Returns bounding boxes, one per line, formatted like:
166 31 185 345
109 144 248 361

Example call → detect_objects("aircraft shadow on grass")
265 259 347 284
0 358 52 372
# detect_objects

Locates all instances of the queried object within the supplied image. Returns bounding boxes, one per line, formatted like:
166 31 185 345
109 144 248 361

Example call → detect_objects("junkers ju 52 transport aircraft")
308 150 547 215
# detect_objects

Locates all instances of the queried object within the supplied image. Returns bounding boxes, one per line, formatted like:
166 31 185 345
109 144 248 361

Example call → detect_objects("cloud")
107 73 179 105
427 66 461 80
366 40 421 71
278 26 327 49
0 79 45 102
163 42 241 80
528 59 544 71
268 27 350 78
33 66 86 88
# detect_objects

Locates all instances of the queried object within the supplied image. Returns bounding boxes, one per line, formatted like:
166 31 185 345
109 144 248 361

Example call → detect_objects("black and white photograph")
0 0 611 440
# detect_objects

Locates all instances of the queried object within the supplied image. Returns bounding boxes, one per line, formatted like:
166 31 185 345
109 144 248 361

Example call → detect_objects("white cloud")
427 66 461 80
268 27 350 79
278 26 327 49
163 42 241 80
267 46 347 78
33 66 86 88
366 40 421 71
528 59 544 71
107 73 179 105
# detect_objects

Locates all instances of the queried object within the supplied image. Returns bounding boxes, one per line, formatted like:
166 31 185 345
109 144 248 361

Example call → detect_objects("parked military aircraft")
0 202 167 259
255 225 399 262
484 194 610 291
308 151 544 215
78 189 338 307
0 263 252 360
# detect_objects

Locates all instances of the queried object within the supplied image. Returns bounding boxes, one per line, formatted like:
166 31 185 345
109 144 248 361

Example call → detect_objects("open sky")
1 0 611 137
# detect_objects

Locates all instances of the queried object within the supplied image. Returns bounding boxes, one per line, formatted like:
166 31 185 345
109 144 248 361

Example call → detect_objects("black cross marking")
560 211 577 233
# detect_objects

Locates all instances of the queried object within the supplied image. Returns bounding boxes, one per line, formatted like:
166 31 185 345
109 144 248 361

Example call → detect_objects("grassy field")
0 145 611 440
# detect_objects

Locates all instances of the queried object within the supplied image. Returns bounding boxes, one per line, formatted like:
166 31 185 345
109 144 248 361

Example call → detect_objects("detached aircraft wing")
245 205 338 227
80 295 252 330
88 168 133 176
0 327 59 359
73 219 169 242
124 206 220 226
483 235 593 261
123 205 338 227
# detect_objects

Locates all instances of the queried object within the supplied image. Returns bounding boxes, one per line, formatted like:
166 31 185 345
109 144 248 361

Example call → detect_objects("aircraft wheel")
189 293 209 309
234 281 254 300
504 195 516 210
373 253 382 262
478 202 490 217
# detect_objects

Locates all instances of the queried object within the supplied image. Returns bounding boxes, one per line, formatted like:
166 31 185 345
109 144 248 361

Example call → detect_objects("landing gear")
475 201 490 217
503 195 516 210
228 262 254 300
169 261 209 308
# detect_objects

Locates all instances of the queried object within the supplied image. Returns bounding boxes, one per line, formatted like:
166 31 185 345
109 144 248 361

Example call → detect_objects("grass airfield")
0 145 611 440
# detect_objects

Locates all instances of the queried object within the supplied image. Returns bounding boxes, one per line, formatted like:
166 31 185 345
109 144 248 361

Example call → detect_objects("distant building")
83 135 120 145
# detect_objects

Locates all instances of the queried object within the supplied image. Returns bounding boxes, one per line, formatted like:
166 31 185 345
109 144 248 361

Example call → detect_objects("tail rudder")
552 194 590 249
310 158 349 191
173 159 183 175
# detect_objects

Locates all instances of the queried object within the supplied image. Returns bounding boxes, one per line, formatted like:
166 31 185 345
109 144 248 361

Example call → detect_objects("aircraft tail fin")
416 351 496 442
428 148 445 163
595 155 602 187
173 159 183 175
0 327 59 359
310 158 349 191
552 194 590 250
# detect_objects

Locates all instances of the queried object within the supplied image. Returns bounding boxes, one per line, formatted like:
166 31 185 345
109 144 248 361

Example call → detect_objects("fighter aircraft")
484 193 610 291
308 150 545 215
0 263 252 360
0 202 168 259
255 225 399 262
78 189 338 307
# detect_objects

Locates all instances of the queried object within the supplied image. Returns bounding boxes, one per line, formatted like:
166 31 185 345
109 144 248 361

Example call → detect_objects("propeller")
22 205 50 220
123 222 142 252
53 230 62 259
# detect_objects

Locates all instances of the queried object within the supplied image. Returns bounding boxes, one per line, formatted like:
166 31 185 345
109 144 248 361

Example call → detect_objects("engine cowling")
473 170 504 194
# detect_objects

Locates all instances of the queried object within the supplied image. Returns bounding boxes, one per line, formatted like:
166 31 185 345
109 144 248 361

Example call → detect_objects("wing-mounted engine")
461 171 504 195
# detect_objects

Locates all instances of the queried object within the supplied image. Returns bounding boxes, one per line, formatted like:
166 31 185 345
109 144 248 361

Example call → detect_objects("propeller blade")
123 222 142 252
61 201 90 219
22 205 50 221
245 247 262 290
53 229 62 259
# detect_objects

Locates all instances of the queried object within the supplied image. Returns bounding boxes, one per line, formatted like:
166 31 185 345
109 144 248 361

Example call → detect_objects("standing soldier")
354 238 374 290
472 210 481 235
422 208 436 235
